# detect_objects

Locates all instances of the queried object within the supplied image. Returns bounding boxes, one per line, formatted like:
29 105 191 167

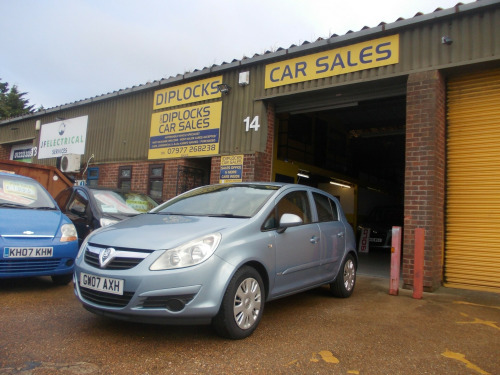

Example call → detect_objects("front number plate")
80 272 124 295
4 247 53 258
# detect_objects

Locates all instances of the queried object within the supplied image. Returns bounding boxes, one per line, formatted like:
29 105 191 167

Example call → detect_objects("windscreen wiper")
0 203 28 209
206 214 250 218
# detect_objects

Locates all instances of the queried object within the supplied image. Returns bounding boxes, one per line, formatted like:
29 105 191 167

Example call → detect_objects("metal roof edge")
1 0 498 126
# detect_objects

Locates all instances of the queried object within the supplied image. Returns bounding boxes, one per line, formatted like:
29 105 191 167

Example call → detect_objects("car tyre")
51 274 73 285
330 253 356 298
212 266 264 340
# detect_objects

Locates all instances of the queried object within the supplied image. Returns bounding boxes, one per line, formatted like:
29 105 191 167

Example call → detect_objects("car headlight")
150 233 221 271
100 218 119 227
60 223 77 242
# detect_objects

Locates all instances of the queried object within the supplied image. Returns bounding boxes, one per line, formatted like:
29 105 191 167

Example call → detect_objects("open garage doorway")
273 92 406 278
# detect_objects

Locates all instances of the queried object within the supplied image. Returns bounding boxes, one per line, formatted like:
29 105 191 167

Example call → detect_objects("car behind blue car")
0 172 79 285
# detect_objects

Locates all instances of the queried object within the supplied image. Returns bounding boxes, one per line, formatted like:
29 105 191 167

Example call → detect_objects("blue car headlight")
60 223 78 242
150 233 221 271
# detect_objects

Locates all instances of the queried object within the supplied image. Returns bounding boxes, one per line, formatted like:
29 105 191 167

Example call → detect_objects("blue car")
0 172 79 285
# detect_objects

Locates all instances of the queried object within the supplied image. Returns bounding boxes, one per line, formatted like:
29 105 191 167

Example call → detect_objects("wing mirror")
277 213 303 233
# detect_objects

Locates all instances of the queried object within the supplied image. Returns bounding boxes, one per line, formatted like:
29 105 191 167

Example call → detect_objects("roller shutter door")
445 68 500 293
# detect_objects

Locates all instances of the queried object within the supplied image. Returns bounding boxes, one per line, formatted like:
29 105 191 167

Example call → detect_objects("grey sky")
1 0 473 110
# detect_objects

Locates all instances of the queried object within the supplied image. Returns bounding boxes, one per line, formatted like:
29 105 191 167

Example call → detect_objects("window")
118 166 132 190
262 190 311 230
313 192 338 222
68 190 90 216
149 164 164 201
87 167 99 188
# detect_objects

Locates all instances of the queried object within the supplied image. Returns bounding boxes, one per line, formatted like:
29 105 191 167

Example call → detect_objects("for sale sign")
358 228 371 253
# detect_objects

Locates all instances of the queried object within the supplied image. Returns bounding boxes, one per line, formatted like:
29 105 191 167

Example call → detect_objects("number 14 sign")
243 116 260 132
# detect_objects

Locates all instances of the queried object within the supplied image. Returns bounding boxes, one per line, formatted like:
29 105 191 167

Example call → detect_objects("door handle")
310 236 320 244
337 232 344 238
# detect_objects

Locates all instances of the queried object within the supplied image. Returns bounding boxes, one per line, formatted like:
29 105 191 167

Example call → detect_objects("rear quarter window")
313 192 338 222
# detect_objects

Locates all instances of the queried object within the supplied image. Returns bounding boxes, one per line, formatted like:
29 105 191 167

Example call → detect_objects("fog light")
66 259 74 267
165 299 185 312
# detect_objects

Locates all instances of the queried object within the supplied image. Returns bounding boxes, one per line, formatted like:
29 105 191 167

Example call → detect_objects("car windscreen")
153 184 280 217
91 190 158 215
0 175 57 210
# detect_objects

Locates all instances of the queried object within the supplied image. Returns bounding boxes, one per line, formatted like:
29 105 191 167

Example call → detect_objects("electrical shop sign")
148 102 222 159
38 116 88 159
153 76 223 110
219 155 243 183
265 35 399 89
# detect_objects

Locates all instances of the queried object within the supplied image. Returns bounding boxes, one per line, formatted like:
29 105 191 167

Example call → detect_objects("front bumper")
74 252 235 324
0 240 78 278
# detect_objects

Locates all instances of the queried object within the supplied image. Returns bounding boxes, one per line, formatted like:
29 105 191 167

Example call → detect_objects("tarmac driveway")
0 275 499 374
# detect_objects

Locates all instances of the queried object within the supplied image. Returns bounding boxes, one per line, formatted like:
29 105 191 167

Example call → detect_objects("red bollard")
413 228 425 299
389 226 402 296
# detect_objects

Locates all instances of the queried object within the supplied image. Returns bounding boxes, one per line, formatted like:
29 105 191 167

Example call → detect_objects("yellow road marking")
454 301 500 310
310 350 340 364
458 313 500 330
441 350 490 375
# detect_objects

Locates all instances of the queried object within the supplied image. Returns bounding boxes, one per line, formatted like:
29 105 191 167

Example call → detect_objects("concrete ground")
0 272 499 374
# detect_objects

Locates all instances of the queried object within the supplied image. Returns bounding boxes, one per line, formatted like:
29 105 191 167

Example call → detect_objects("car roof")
0 171 36 182
67 185 154 195
200 182 339 198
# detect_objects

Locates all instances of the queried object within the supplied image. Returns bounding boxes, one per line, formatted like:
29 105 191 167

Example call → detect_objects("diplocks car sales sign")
38 116 88 159
149 77 223 160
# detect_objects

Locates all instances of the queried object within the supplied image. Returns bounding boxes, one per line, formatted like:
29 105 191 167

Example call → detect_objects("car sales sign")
38 115 88 159
265 35 399 89
148 102 222 159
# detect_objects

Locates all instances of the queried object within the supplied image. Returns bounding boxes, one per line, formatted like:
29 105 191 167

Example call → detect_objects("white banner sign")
38 115 88 159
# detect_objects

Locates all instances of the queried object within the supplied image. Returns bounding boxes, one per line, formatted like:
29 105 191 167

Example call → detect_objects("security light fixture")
217 83 231 95
330 179 351 188
297 170 310 179
441 36 453 45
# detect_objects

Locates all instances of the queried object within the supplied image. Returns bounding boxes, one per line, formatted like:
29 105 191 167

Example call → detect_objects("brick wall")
0 145 11 160
403 70 446 292
93 158 210 202
254 103 275 182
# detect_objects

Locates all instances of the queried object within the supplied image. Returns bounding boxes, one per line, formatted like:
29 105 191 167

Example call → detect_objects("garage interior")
273 80 407 278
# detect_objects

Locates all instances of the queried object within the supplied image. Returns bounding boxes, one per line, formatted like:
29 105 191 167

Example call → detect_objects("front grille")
80 287 134 308
84 251 144 270
0 258 62 273
84 244 152 270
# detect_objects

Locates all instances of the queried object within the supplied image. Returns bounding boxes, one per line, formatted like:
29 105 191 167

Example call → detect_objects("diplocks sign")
150 77 223 159
265 35 399 89
149 102 222 159
153 76 222 110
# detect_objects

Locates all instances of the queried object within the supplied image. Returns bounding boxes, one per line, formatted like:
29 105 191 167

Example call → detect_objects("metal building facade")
1 1 500 292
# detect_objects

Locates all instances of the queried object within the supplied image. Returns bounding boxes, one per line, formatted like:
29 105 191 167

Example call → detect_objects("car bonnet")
86 213 247 250
0 208 65 237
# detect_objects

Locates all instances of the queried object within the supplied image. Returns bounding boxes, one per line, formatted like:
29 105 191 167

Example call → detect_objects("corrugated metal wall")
261 5 500 101
1 3 499 162
445 68 500 293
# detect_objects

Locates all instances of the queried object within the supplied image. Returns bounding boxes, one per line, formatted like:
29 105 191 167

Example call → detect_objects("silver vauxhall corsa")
74 183 357 339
